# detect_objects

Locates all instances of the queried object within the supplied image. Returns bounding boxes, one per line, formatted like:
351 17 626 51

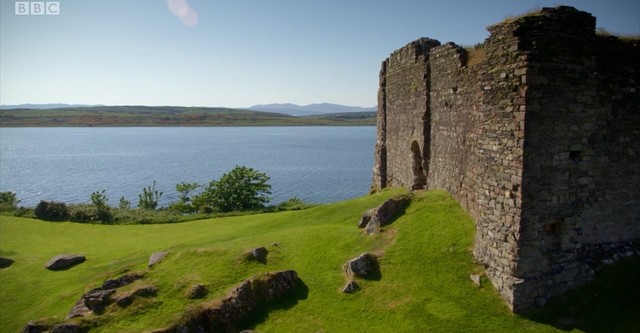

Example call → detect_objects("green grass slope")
0 190 637 332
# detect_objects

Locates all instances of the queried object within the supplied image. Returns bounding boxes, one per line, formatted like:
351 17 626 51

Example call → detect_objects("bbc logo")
15 2 60 15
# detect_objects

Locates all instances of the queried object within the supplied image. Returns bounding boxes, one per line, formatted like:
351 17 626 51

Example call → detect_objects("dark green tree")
0 191 20 211
138 181 163 210
168 182 201 214
91 190 109 208
197 166 271 212
119 196 131 209
176 182 201 203
90 189 112 222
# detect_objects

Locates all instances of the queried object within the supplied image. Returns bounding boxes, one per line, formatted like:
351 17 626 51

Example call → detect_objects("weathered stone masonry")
372 6 639 311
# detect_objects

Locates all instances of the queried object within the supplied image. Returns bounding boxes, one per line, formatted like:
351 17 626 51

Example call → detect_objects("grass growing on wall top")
0 189 637 332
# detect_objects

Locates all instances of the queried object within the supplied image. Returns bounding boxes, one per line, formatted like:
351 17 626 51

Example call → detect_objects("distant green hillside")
0 190 637 332
0 106 376 127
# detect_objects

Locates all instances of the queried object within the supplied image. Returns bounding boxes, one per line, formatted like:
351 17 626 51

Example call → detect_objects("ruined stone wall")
426 34 527 306
513 8 640 309
373 38 440 190
373 6 640 312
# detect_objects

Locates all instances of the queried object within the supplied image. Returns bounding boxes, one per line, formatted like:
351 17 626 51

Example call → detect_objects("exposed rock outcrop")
22 322 86 333
102 272 144 289
358 197 410 235
113 286 158 308
67 272 145 318
45 254 86 271
187 284 209 299
342 280 359 294
148 251 169 268
345 253 379 279
470 274 482 287
155 270 306 333
246 246 268 263
22 321 49 333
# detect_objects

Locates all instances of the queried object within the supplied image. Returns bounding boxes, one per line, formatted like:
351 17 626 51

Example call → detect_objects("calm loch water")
0 126 375 207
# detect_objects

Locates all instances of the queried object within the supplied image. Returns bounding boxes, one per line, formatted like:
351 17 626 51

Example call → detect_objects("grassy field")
0 190 637 332
0 106 376 127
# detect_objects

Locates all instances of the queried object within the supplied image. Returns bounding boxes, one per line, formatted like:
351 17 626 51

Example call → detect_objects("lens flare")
167 0 199 27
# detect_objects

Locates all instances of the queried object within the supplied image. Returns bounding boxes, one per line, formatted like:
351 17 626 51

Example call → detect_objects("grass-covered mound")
0 190 637 332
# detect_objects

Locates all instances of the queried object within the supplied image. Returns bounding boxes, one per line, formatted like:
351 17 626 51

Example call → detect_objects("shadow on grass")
522 256 640 333
241 278 310 331
362 262 383 281
381 204 409 229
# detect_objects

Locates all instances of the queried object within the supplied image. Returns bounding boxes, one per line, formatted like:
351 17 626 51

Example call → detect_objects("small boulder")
187 284 209 299
83 289 116 310
45 254 86 271
361 196 410 235
345 253 379 279
132 286 158 297
357 208 375 228
247 246 269 263
102 272 143 289
0 257 15 268
148 251 169 268
115 295 134 308
68 289 115 318
342 280 359 294
470 274 482 287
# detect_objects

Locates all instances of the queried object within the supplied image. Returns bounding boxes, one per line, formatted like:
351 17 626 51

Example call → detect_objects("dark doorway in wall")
411 140 427 190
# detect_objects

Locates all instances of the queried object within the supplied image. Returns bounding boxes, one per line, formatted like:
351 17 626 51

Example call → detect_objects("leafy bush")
69 204 113 223
69 204 98 222
34 201 69 221
270 197 314 212
166 201 196 214
0 191 20 212
198 206 215 214
195 166 272 212
112 208 180 224
167 182 201 214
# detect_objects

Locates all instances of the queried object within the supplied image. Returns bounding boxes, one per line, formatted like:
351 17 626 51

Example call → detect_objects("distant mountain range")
1 103 377 117
248 103 376 116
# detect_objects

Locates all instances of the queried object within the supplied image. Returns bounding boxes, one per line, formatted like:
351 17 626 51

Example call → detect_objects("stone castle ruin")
372 6 639 311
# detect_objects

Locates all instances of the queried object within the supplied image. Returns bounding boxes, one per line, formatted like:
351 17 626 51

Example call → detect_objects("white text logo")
15 2 60 15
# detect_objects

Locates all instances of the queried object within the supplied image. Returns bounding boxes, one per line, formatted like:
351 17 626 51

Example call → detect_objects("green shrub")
195 166 272 212
69 204 98 222
198 206 215 214
34 201 69 221
90 190 109 208
0 191 20 212
119 196 131 209
69 204 113 223
167 201 196 214
269 197 314 212
138 181 163 210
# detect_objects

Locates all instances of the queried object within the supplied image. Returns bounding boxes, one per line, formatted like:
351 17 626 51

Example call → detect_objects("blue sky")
1 0 638 108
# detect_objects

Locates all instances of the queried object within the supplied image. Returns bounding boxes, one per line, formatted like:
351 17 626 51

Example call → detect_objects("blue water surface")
0 126 375 207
